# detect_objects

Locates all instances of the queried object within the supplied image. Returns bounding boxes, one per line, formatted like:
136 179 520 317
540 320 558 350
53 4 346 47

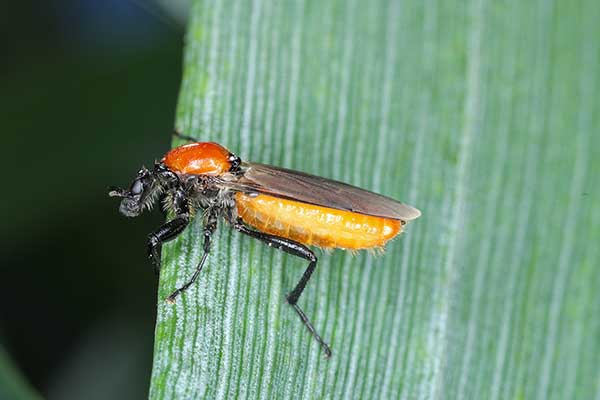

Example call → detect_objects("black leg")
232 221 332 357
166 213 218 303
147 189 190 273
172 129 197 143
148 216 189 273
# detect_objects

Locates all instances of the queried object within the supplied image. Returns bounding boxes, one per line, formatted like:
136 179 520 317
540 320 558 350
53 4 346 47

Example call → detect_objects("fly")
109 132 421 357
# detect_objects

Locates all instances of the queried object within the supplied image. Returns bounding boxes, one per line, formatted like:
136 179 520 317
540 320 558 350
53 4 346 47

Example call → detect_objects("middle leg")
166 211 218 303
172 129 197 143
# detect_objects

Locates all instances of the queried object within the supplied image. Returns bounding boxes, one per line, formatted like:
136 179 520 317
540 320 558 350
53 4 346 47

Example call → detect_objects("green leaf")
0 346 42 400
149 0 600 398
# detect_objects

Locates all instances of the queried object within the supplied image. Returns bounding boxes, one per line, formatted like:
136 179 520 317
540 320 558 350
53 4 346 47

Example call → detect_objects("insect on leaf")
149 0 600 399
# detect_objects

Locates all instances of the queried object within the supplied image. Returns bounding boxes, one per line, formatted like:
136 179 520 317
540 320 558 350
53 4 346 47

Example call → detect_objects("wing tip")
401 204 422 221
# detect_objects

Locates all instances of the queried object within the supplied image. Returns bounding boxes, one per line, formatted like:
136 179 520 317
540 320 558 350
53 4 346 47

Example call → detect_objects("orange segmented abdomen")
235 193 403 250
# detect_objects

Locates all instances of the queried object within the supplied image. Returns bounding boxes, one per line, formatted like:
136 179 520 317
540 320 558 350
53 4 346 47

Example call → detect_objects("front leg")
147 216 190 272
147 189 190 272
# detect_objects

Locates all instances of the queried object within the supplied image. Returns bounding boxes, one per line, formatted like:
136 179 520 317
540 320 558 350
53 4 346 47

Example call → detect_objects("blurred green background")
1 1 186 398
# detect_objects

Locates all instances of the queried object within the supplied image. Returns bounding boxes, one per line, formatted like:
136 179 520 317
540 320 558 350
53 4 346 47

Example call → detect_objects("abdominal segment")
235 193 402 250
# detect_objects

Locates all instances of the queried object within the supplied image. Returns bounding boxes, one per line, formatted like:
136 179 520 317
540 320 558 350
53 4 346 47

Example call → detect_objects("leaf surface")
150 0 600 398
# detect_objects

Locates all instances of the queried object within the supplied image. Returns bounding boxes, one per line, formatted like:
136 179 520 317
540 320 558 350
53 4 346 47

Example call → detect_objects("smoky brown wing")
227 163 421 221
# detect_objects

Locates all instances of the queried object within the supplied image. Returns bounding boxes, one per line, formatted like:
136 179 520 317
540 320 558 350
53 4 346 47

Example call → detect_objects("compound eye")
130 179 144 195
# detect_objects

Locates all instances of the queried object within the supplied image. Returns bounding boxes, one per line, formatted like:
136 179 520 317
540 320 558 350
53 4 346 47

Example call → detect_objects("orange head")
162 142 237 175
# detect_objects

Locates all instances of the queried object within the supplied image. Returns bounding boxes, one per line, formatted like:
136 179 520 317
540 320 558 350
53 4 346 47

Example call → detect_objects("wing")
222 162 421 221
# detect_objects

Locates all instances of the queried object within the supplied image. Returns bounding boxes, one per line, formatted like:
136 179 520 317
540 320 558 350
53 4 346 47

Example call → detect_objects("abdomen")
235 193 403 250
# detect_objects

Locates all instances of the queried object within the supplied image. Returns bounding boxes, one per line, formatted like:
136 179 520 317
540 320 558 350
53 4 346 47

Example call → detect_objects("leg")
232 221 332 357
147 189 190 273
148 216 189 273
172 129 197 143
166 213 218 303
